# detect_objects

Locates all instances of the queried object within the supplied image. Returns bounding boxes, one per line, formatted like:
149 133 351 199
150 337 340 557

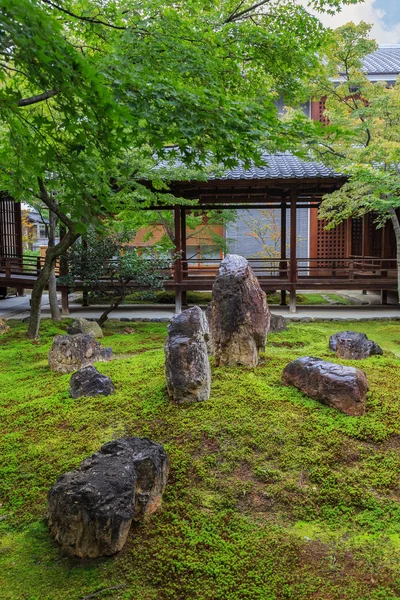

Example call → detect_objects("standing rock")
49 334 112 374
69 366 115 398
282 356 368 416
165 306 211 403
67 317 104 339
209 254 270 367
48 437 169 558
0 319 10 335
205 303 214 355
329 331 383 360
269 313 287 333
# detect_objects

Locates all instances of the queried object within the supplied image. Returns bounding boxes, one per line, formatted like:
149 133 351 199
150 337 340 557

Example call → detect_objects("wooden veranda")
164 173 398 313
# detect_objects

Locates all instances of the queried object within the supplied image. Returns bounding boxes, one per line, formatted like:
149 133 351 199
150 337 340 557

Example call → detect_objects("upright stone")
165 306 211 403
0 319 10 335
209 254 270 367
49 334 112 374
67 318 104 339
269 313 287 333
47 437 169 558
282 356 368 416
329 331 383 360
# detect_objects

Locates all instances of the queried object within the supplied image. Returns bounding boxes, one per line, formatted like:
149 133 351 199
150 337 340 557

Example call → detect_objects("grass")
1 318 400 599
77 290 352 306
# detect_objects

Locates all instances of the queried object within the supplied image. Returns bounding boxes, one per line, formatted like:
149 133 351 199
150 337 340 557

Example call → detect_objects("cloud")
297 0 400 44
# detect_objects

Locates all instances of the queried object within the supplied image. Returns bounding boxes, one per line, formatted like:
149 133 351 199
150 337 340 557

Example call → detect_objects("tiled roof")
363 45 400 75
209 152 343 180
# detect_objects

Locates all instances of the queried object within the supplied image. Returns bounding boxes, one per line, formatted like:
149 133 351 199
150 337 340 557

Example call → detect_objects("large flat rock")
282 356 369 416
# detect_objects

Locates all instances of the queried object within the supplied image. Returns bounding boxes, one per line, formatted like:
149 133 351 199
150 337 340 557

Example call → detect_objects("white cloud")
297 0 400 44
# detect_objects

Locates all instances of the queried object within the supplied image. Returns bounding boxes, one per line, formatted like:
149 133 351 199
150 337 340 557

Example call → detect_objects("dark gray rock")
48 437 169 558
49 334 112 374
165 306 211 403
67 318 103 339
209 254 270 367
329 331 383 359
282 356 368 416
269 313 287 333
69 366 115 398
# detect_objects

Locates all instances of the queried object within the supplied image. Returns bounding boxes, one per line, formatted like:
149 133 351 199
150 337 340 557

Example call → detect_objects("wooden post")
181 208 187 307
58 225 69 314
289 188 297 314
174 207 183 314
280 201 287 306
381 222 388 304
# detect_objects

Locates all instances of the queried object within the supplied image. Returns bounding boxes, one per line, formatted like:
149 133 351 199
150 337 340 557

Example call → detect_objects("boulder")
49 334 112 374
48 437 169 558
165 306 211 403
329 331 383 360
69 366 115 398
282 356 368 416
67 318 103 339
269 313 287 333
209 254 270 367
205 303 214 355
0 318 10 335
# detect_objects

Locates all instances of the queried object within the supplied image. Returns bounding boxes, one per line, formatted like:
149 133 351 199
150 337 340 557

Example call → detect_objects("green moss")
1 319 400 598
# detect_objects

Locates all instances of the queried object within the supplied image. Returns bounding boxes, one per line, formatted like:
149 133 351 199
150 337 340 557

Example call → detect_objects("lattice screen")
351 218 362 256
317 218 346 260
0 195 22 257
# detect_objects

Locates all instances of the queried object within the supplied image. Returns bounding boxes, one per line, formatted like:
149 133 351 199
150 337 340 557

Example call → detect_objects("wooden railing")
0 254 397 288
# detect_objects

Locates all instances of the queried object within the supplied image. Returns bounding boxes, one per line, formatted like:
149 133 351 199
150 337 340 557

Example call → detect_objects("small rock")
165 306 211 403
269 314 287 333
69 366 115 398
209 254 270 367
0 319 10 335
49 334 112 374
48 437 169 558
67 318 103 339
329 331 383 360
282 356 368 416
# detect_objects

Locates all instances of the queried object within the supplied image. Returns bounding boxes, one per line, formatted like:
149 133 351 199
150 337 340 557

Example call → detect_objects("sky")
299 0 400 44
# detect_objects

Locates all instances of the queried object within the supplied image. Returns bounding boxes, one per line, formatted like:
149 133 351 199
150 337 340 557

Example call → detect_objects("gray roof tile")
363 45 400 75
210 152 342 181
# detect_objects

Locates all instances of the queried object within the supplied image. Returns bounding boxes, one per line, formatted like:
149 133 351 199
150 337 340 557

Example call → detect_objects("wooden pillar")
361 215 369 295
181 208 187 307
58 225 69 314
280 201 287 306
174 207 183 314
289 188 297 314
381 222 388 305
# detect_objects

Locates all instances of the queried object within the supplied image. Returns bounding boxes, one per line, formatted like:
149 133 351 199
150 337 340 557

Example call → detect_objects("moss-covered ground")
1 319 400 599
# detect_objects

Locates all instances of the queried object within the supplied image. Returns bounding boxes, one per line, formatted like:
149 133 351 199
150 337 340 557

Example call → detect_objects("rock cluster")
69 366 115 398
0 318 9 335
165 306 211 403
49 334 112 374
48 437 169 558
208 254 270 367
67 318 104 339
282 356 368 416
329 331 383 360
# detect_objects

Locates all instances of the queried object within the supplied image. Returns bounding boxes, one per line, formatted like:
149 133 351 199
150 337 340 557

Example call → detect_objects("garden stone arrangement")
48 333 112 374
282 356 369 416
165 305 211 403
69 365 115 398
329 331 383 359
48 437 169 558
208 254 270 367
0 318 9 335
67 317 104 339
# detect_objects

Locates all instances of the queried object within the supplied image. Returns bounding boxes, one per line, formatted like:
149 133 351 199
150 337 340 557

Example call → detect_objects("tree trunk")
97 294 124 327
27 229 80 339
390 209 400 302
48 209 61 321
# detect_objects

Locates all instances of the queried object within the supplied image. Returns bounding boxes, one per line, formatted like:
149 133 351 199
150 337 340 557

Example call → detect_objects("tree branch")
41 0 127 30
37 177 75 231
18 89 59 107
224 0 271 23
